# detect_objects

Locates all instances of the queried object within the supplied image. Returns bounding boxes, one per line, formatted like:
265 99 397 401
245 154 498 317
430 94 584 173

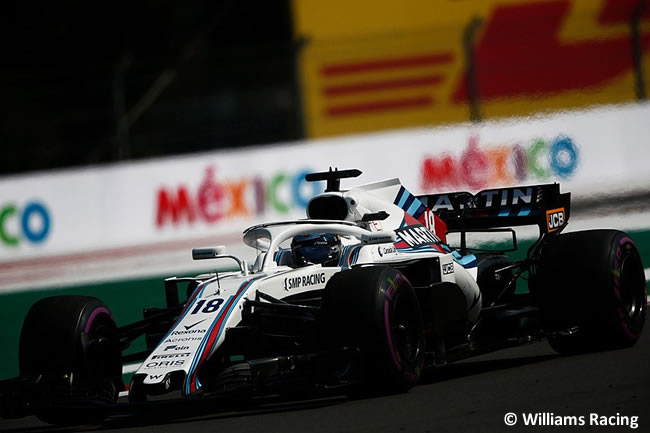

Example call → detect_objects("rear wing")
417 184 570 235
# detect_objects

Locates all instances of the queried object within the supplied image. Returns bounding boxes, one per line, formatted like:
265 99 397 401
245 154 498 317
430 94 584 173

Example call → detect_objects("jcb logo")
546 208 565 232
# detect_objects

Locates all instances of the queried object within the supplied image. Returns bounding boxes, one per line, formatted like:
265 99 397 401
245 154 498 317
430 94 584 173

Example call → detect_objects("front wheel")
19 296 122 425
533 230 647 353
319 266 425 393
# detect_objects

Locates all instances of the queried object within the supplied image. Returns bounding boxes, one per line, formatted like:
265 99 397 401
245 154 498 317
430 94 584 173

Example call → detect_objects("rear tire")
533 230 646 353
319 266 425 393
19 296 122 425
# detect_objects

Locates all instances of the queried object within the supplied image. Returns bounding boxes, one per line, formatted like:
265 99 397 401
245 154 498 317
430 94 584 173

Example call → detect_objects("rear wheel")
19 296 122 425
533 230 647 353
319 266 425 393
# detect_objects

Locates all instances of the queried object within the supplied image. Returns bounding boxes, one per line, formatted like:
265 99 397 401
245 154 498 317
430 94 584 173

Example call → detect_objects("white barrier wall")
1 103 649 266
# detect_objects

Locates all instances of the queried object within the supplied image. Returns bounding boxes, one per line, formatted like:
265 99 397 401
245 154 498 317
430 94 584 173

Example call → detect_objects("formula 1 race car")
0 169 647 425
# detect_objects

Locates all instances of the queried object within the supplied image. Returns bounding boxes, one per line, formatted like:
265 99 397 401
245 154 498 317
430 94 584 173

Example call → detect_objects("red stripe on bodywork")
165 282 205 338
394 240 410 249
188 281 250 393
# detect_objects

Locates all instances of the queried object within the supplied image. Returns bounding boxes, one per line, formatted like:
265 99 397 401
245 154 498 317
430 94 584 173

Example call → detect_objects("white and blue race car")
1 169 646 425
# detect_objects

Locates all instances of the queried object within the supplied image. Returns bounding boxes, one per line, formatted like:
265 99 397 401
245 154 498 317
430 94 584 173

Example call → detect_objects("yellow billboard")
293 0 650 138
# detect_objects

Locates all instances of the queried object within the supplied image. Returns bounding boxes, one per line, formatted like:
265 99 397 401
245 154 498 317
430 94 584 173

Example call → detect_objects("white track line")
646 268 650 281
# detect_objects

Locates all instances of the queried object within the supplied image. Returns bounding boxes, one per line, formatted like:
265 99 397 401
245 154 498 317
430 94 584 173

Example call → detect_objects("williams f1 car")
1 169 646 425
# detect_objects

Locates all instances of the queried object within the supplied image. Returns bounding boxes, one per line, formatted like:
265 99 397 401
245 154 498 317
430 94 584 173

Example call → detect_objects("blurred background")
1 0 649 379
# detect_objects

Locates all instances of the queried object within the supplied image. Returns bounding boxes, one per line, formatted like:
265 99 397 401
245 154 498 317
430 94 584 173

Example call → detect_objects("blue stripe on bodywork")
184 276 265 395
406 199 421 216
396 246 441 254
454 253 478 268
339 245 361 267
208 290 248 351
412 203 427 219
402 194 415 212
397 191 409 209
184 295 233 394
338 245 352 266
393 186 406 206
350 246 361 265
184 301 230 394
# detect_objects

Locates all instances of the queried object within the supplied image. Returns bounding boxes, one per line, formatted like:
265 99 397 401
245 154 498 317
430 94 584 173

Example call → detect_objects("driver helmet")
291 233 342 267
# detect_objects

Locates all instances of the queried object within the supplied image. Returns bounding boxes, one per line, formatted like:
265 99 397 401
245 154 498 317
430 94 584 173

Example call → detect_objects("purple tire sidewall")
84 306 112 334
611 236 645 340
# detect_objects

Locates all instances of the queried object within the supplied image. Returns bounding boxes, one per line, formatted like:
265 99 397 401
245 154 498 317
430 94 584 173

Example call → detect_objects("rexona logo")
171 329 206 336
1 201 51 248
156 167 321 228
546 207 566 233
420 135 579 191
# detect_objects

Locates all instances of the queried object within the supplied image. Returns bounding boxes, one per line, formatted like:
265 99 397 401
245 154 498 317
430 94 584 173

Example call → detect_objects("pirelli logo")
546 208 566 232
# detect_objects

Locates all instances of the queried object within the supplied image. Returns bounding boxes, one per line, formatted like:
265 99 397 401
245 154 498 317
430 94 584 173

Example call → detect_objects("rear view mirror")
192 246 227 259
446 228 517 253
360 232 396 244
191 246 246 274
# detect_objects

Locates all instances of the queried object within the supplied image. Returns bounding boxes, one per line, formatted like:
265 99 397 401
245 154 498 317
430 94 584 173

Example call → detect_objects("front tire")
533 230 647 353
319 266 425 393
19 296 122 425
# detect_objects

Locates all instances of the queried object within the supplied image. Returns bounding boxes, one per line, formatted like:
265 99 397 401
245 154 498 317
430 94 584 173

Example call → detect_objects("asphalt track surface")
2 328 648 433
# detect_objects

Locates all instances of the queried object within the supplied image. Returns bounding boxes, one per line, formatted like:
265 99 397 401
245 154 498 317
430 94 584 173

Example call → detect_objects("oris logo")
546 208 565 232
145 360 185 368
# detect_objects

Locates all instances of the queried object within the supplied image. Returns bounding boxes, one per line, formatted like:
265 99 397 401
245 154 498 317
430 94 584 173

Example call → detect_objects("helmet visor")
294 245 334 264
